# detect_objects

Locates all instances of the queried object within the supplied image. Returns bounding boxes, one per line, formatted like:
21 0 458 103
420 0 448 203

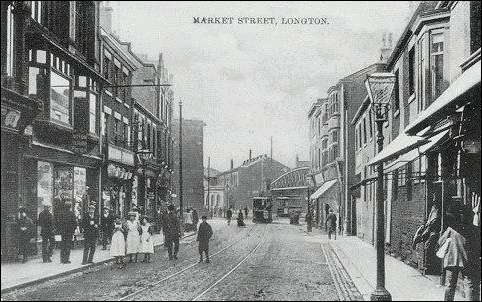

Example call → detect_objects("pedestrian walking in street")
82 204 99 265
226 208 233 225
101 207 114 250
326 209 337 240
59 200 77 264
197 215 213 263
126 211 141 263
38 204 55 263
237 210 245 227
437 204 481 301
244 206 249 220
306 207 313 233
165 204 181 260
192 209 199 231
139 216 154 263
110 218 126 269
16 207 34 263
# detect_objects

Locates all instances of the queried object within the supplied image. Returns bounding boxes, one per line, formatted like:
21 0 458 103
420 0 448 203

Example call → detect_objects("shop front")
102 143 135 219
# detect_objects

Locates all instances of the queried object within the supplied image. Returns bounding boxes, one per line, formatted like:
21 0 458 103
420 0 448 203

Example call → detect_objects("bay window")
430 31 445 104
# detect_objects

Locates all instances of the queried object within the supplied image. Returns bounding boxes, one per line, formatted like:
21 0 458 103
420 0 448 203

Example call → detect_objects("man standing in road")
59 200 77 264
82 204 99 264
38 204 55 263
197 215 213 263
165 204 181 260
326 209 337 240
192 208 199 231
306 206 313 232
244 206 249 220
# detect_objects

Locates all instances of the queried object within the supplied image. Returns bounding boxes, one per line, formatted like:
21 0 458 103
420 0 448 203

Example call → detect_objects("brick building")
216 153 290 211
352 1 480 276
171 119 205 212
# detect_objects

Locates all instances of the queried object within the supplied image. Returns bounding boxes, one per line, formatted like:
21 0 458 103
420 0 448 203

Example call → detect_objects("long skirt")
126 230 140 254
110 231 125 257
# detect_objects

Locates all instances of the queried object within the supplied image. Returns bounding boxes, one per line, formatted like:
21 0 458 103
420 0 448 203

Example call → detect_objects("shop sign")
1 105 21 132
71 131 90 154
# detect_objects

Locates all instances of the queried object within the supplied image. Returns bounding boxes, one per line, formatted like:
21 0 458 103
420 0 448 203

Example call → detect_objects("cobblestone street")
1 219 361 301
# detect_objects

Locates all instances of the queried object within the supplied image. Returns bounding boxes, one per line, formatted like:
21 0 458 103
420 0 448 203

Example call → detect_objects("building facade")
353 0 480 275
171 118 205 212
217 153 290 211
308 63 385 235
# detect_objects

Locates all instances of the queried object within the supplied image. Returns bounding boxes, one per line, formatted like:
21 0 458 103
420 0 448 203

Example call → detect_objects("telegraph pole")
206 156 211 209
178 100 184 234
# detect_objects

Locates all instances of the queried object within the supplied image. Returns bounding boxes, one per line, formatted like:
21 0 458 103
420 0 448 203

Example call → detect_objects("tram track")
117 223 259 301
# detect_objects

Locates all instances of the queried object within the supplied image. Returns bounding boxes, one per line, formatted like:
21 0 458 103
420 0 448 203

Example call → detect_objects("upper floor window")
430 31 445 104
393 69 400 113
331 129 339 144
50 71 72 125
368 111 373 139
6 4 15 76
31 1 42 24
355 127 359 150
88 92 97 134
408 47 415 96
362 117 367 145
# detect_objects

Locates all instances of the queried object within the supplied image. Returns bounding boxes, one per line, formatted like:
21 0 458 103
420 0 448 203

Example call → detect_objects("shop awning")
405 60 481 136
384 130 449 173
310 179 338 200
367 132 429 166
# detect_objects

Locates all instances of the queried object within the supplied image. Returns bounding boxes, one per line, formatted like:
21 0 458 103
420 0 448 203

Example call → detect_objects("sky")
112 1 412 171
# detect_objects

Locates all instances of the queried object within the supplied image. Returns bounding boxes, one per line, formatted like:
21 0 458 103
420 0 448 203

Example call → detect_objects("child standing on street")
139 216 154 263
110 218 126 269
197 215 213 263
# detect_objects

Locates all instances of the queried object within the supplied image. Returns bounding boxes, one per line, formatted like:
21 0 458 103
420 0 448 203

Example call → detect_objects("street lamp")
137 148 152 216
365 72 396 301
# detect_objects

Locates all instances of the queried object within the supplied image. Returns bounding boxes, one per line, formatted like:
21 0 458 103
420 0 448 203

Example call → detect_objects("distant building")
171 119 206 211
216 152 290 210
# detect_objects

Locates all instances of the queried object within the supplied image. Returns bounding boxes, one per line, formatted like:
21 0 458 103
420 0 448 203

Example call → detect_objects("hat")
18 207 27 214
201 215 207 220
88 204 96 209
128 211 137 216
167 204 175 211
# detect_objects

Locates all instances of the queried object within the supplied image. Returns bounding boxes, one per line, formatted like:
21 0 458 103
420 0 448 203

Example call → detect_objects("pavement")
323 233 465 301
0 230 196 294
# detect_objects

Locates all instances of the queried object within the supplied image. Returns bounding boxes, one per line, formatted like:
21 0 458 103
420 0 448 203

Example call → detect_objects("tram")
252 196 273 223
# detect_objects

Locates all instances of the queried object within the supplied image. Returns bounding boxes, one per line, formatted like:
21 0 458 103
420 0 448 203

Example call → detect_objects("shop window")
50 71 72 125
73 167 87 221
37 161 53 235
398 166 407 187
392 169 398 197
406 162 413 201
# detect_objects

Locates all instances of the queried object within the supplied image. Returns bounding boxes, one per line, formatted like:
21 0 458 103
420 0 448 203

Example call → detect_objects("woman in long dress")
125 212 141 263
139 216 154 263
110 218 126 269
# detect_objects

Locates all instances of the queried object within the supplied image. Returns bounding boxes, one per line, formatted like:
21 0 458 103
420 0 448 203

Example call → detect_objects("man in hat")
100 207 114 250
197 215 213 263
38 204 55 262
165 204 181 260
82 204 99 264
16 207 34 263
59 200 77 264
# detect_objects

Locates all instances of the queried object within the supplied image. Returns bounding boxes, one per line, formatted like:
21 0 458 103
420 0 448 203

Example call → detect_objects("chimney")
230 159 234 170
249 150 252 160
100 2 113 32
379 32 393 63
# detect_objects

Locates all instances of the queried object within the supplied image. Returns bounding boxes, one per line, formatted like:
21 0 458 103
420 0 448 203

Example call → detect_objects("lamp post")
178 100 184 235
365 72 396 301
137 149 152 216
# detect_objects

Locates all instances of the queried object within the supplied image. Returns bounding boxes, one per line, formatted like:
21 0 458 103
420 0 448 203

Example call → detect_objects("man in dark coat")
16 207 34 263
306 207 313 232
192 209 199 231
82 205 99 264
326 209 337 240
244 206 249 220
59 201 77 264
38 204 55 262
237 210 245 227
197 215 213 263
165 204 181 260
226 208 233 225
100 207 114 250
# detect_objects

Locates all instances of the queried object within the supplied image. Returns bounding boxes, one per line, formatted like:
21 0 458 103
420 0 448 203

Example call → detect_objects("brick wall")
388 182 426 268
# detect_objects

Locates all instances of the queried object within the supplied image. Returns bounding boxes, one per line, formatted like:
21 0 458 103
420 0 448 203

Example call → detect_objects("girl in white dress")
139 216 154 263
125 212 141 263
110 218 125 269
